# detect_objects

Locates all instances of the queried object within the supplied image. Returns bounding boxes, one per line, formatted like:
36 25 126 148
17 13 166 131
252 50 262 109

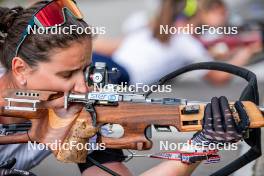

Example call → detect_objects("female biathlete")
0 1 246 175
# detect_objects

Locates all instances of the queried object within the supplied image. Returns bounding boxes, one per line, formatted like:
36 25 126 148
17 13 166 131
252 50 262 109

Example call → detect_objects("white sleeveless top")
113 28 212 85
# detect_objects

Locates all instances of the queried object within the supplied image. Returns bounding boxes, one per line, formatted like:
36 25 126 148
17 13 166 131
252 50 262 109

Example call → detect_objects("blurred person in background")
182 0 262 79
94 0 262 86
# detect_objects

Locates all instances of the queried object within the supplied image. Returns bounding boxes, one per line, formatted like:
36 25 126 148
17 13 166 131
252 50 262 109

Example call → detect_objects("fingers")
219 96 230 132
211 97 224 133
203 103 213 131
203 103 216 140
219 96 236 132
234 101 250 134
219 96 242 141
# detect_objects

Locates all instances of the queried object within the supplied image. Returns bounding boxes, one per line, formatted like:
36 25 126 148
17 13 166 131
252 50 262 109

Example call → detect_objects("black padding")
146 62 259 104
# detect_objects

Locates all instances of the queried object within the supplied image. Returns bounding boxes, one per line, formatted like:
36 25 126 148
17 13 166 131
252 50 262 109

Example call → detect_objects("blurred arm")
141 161 199 176
205 42 262 86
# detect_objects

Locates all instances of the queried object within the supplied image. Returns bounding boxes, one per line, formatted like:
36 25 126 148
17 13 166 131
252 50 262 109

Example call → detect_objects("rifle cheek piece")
55 111 97 163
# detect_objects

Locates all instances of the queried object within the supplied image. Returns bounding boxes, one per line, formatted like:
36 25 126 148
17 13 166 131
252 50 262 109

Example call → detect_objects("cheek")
26 72 74 92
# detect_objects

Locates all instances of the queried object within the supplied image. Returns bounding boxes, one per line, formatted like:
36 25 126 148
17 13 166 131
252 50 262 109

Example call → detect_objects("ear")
12 57 32 86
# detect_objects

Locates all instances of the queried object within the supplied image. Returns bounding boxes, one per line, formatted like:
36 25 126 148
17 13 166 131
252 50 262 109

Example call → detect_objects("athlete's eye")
59 71 74 79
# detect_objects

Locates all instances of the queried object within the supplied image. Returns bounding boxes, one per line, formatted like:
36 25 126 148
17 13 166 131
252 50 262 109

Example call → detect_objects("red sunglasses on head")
34 0 83 27
15 0 84 56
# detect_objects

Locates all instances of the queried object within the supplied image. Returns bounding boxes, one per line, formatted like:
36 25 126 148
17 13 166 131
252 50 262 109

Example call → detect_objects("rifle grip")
55 111 97 163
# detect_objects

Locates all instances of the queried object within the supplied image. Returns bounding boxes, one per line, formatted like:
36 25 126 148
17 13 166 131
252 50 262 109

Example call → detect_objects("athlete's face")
201 6 228 27
16 38 92 94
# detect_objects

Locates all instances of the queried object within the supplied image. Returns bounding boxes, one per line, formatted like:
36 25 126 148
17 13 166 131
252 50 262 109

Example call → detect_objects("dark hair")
0 1 91 70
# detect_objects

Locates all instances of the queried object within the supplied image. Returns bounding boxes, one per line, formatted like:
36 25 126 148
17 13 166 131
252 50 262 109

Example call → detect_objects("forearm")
228 47 254 66
141 161 200 176
204 71 232 86
204 47 253 85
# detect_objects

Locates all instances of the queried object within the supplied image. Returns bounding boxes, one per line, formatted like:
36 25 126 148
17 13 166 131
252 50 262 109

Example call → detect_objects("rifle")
0 88 263 162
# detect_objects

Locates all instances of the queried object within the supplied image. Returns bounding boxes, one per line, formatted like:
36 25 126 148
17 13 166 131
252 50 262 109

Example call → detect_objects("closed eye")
59 71 74 79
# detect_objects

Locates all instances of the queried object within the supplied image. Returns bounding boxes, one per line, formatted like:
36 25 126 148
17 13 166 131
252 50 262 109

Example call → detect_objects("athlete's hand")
192 96 249 146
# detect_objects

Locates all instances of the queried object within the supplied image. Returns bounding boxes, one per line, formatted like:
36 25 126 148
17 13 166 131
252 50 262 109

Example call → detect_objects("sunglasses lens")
35 0 83 27
35 1 65 27
59 0 83 19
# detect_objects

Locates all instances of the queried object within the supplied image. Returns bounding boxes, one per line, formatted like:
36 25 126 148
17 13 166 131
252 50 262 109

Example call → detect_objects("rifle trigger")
85 104 97 127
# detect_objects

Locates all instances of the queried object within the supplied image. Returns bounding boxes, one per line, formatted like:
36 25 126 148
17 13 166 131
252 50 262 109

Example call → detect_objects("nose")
72 72 88 93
